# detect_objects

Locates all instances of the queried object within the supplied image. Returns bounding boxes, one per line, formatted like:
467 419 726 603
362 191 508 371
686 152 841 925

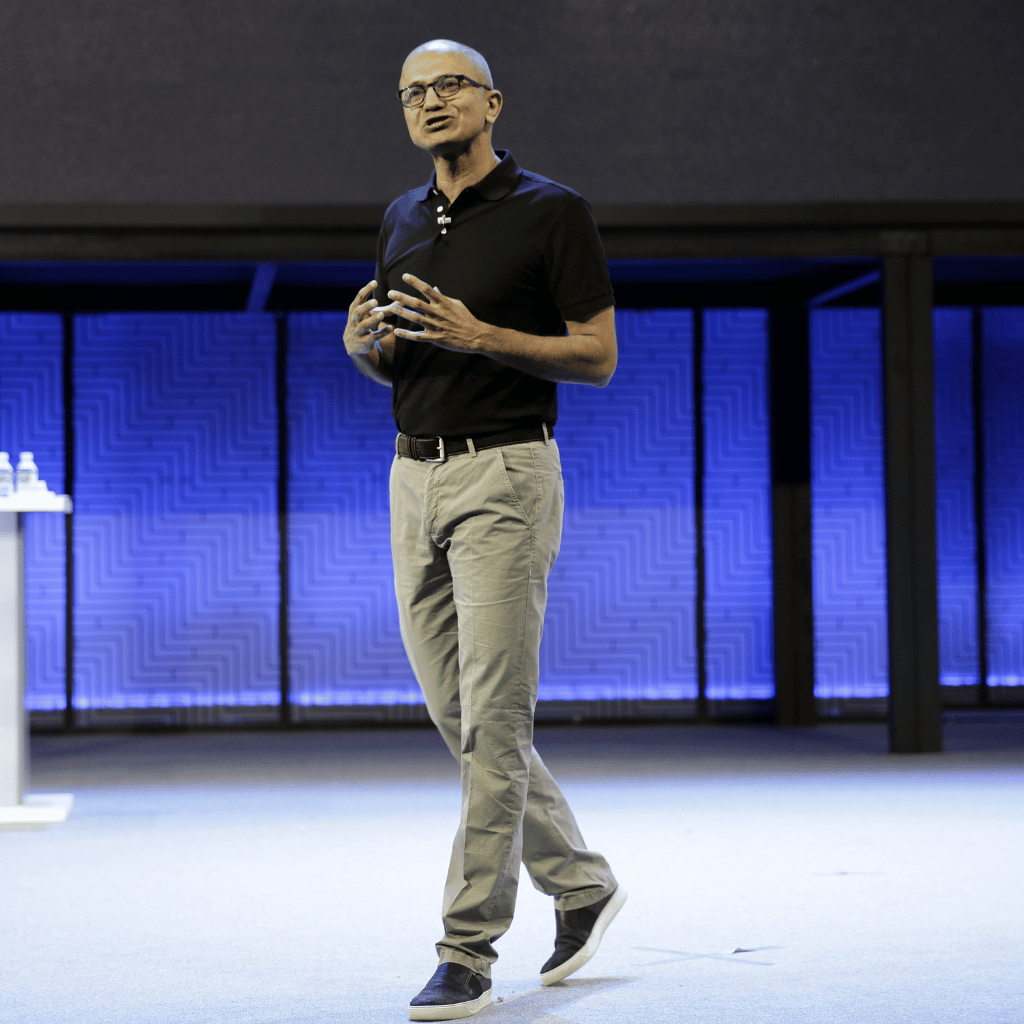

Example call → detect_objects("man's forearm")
350 341 394 387
475 324 616 387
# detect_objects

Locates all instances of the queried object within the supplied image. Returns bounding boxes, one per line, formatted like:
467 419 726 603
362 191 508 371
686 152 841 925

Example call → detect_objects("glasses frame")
397 74 492 109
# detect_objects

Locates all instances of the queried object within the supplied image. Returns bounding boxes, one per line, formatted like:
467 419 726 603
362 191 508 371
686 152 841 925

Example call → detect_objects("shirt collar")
418 150 520 204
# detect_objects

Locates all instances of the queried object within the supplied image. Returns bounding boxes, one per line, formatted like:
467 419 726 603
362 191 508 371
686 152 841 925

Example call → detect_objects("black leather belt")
396 425 551 462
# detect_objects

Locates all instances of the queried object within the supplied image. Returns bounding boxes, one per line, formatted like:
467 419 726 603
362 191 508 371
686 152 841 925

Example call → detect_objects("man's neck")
432 138 500 205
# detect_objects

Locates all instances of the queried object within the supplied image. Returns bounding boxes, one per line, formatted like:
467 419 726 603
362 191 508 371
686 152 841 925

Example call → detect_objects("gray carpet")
2 715 1023 1023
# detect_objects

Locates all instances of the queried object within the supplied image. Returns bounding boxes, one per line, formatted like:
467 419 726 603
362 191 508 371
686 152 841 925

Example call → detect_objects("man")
343 39 625 1022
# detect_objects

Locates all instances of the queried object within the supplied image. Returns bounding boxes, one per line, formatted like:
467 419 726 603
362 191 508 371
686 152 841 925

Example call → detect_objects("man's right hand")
344 280 392 356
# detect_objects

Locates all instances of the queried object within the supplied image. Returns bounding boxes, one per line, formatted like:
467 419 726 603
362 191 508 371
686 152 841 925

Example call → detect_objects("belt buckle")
423 436 447 463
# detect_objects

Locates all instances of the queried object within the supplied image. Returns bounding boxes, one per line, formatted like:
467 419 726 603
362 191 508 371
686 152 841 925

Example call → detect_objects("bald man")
344 40 625 1020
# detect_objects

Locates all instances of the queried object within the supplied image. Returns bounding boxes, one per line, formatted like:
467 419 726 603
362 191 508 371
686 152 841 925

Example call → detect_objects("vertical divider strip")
276 313 292 725
693 308 707 721
62 312 75 731
971 307 988 705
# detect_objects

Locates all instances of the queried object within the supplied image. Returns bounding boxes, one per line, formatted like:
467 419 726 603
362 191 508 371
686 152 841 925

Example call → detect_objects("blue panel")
933 309 979 687
702 310 773 701
811 309 888 698
0 315 67 711
74 314 279 708
287 313 416 705
982 308 1024 687
543 310 697 701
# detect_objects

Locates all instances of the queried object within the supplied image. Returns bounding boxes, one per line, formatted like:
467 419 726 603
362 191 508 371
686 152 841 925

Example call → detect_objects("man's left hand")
380 274 487 353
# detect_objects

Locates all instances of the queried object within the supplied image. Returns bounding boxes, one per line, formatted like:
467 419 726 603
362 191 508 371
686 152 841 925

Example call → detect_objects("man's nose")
422 85 447 108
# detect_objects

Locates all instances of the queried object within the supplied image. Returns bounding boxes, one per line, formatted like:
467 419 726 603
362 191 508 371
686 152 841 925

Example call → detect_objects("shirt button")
441 228 447 234
436 205 444 213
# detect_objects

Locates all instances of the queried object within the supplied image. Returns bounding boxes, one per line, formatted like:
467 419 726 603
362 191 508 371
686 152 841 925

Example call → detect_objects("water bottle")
16 451 40 492
0 452 12 498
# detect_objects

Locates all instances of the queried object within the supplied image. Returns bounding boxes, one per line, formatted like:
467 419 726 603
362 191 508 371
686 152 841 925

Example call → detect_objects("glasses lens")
401 85 425 107
435 76 461 98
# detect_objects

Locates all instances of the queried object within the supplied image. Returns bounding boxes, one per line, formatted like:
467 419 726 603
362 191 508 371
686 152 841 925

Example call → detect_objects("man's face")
399 50 497 154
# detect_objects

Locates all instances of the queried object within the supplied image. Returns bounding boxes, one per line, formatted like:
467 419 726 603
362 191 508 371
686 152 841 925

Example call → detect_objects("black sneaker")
408 962 492 1021
540 886 627 986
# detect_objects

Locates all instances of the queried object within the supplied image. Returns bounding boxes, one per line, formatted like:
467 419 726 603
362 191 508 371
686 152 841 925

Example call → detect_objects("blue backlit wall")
74 315 280 710
983 308 1024 687
811 309 889 700
543 309 697 702
0 314 66 711
287 313 415 706
702 310 774 700
286 309 699 706
7 300 1024 717
933 309 980 688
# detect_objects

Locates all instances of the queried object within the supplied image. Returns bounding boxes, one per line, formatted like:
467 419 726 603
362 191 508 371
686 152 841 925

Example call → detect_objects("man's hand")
379 273 488 353
344 280 392 356
379 272 617 387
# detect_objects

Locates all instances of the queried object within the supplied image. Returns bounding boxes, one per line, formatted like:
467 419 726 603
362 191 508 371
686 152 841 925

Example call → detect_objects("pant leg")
391 441 616 976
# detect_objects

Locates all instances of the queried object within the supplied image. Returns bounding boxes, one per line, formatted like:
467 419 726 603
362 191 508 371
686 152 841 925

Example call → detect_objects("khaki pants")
390 438 617 977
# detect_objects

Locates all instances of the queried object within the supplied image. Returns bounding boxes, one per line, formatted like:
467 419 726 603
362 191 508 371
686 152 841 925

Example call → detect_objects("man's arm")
380 274 617 388
344 279 396 388
475 306 616 388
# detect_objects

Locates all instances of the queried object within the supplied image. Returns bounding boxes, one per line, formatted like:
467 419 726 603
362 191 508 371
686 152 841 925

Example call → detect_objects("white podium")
0 492 74 827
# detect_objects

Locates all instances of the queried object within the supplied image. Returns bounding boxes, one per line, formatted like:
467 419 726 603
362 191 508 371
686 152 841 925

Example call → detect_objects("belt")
395 425 551 463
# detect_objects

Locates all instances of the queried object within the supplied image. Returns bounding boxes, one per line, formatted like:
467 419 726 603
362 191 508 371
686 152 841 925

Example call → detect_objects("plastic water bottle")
16 451 40 492
0 452 12 498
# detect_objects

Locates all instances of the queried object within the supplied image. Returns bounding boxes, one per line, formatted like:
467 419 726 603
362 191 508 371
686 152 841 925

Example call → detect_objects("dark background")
0 0 1020 207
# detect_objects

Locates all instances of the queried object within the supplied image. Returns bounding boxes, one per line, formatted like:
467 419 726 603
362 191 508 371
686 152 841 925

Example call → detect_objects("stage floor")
3 715 1022 1024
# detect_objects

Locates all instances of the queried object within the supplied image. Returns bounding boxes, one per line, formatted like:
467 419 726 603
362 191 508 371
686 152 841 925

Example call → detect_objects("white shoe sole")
408 988 492 1021
540 887 628 986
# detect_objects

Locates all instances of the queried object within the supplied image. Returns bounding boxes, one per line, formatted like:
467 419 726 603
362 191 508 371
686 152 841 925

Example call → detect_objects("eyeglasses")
397 74 491 109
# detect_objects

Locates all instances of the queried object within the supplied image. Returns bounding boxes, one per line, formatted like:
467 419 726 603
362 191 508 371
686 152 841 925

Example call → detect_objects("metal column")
769 305 816 726
882 252 942 753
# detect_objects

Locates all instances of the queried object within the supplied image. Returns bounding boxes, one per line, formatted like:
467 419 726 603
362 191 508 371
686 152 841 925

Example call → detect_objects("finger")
355 297 378 318
393 327 438 341
386 289 434 311
349 280 377 311
377 299 439 322
389 305 432 323
400 273 440 298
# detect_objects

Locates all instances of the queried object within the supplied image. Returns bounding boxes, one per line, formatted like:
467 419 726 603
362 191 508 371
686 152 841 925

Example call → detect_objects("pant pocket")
497 444 540 525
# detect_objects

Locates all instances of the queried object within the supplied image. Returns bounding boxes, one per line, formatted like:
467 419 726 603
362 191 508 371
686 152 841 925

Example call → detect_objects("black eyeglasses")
397 74 491 109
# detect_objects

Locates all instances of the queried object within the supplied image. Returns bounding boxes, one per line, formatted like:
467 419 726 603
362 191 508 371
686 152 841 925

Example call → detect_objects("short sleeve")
543 194 615 323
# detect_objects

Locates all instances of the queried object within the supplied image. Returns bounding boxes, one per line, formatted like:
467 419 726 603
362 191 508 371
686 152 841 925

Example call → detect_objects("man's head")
398 40 502 156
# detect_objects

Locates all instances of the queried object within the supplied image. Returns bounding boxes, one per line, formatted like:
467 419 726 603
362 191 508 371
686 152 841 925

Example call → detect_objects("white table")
0 492 74 827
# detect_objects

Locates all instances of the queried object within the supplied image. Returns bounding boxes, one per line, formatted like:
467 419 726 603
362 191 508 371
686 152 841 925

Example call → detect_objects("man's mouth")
425 115 452 131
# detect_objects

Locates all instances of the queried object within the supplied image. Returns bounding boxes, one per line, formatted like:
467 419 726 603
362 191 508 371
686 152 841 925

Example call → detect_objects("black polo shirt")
374 150 615 438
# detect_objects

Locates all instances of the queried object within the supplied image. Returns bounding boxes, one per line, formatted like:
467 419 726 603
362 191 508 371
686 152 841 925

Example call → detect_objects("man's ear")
485 90 503 125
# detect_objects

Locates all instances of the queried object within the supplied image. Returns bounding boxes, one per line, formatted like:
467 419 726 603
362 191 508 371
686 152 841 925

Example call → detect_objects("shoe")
540 886 627 986
408 962 492 1021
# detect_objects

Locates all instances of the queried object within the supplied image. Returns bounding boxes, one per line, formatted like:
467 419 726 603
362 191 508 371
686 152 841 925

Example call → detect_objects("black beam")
61 313 75 731
972 308 989 706
769 306 816 726
693 309 707 722
276 314 292 726
882 255 942 753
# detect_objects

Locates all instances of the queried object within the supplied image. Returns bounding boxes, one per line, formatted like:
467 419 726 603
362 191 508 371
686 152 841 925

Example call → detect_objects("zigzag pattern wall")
73 314 280 709
702 309 774 701
0 314 67 711
983 308 1024 687
287 309 702 705
811 309 889 699
287 313 416 705
932 309 979 687
543 309 697 701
